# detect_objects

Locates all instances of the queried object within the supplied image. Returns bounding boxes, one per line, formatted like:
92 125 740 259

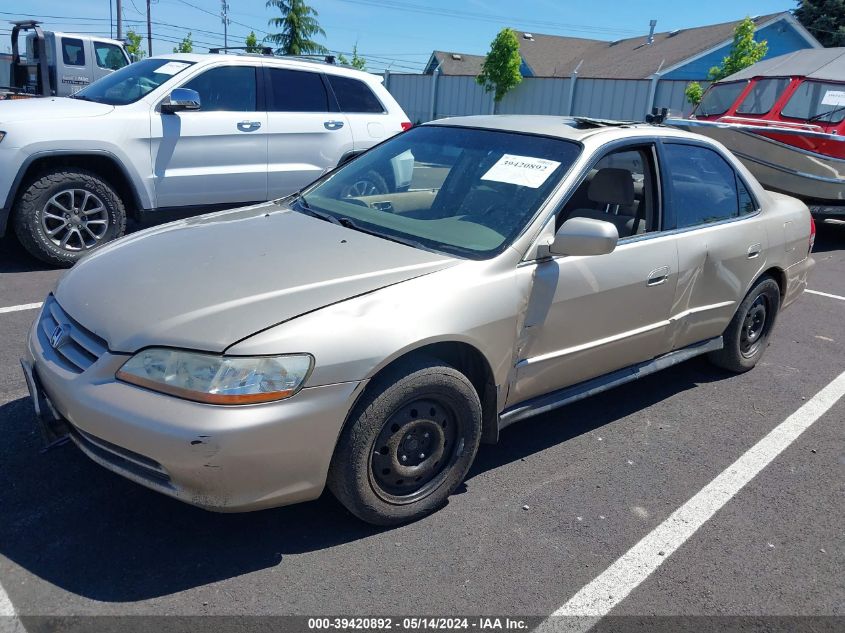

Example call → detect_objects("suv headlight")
116 349 313 404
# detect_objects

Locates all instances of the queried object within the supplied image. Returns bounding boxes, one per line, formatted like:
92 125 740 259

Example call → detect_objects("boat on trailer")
667 48 845 220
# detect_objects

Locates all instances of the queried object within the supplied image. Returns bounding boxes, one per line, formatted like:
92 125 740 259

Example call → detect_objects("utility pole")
116 0 123 39
146 0 153 56
221 0 229 50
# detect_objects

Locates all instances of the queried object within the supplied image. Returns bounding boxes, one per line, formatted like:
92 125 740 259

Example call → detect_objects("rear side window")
266 68 329 112
664 144 750 228
736 77 790 115
94 42 128 71
327 75 385 113
183 66 257 111
62 38 85 66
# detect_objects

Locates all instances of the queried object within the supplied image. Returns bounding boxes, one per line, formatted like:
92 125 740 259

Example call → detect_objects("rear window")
62 37 85 66
736 77 790 115
696 81 747 116
781 80 845 123
266 68 329 112
327 74 385 113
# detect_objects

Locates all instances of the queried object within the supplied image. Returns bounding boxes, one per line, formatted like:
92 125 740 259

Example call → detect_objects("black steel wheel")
708 275 781 373
328 356 482 525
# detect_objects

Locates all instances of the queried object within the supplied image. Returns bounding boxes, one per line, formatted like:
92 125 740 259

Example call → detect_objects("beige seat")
569 168 644 237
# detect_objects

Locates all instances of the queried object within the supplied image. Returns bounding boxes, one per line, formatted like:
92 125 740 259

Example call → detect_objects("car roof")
152 53 383 82
426 114 709 144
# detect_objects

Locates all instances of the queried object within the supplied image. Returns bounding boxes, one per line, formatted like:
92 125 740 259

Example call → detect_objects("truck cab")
2 20 130 98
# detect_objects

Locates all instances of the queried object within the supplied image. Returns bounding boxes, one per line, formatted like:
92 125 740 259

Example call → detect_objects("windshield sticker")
821 90 845 106
155 61 191 76
481 154 562 188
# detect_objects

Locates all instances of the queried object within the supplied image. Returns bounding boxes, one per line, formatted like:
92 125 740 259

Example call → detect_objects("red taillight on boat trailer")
809 216 816 253
401 121 413 131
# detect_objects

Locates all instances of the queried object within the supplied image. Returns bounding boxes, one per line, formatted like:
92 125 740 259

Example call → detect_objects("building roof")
723 47 845 82
427 12 814 79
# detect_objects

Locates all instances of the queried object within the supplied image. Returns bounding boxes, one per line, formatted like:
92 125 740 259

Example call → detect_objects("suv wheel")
708 275 781 373
340 170 388 198
328 357 482 525
14 169 127 267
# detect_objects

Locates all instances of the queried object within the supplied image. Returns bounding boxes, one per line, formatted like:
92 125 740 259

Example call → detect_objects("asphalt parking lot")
0 221 843 633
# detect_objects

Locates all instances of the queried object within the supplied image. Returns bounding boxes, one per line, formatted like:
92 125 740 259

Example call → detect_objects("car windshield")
72 58 195 105
296 125 581 259
696 81 748 116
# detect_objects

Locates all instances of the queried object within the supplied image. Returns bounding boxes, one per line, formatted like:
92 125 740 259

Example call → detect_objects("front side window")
696 81 748 117
62 38 85 66
297 125 581 259
736 77 790 115
664 144 746 229
327 75 384 113
182 66 257 111
267 68 329 112
72 58 195 105
781 80 845 123
94 42 128 71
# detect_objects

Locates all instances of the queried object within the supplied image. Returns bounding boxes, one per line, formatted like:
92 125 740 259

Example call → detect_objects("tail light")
809 216 816 253
400 121 413 131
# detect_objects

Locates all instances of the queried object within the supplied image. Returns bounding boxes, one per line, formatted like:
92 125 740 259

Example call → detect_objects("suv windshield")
72 58 195 105
696 81 748 116
297 125 581 259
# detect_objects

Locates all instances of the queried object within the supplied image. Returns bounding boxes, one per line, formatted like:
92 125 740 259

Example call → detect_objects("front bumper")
24 311 364 512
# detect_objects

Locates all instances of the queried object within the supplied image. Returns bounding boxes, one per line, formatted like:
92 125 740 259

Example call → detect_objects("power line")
332 0 643 37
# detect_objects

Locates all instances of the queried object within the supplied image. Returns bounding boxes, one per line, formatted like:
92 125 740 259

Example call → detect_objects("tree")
172 32 193 54
245 31 262 53
125 29 146 60
338 43 366 70
685 17 767 106
264 0 328 55
794 0 845 47
476 28 522 109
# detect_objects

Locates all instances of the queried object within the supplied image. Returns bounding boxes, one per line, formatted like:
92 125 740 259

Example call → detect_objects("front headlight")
116 349 313 405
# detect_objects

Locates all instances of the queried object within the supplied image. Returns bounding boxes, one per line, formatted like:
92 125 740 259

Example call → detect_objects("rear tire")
328 357 482 526
708 275 781 373
13 169 127 267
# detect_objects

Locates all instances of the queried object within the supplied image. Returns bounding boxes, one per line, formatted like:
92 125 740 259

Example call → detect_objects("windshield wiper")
336 217 431 251
290 193 342 225
807 105 845 122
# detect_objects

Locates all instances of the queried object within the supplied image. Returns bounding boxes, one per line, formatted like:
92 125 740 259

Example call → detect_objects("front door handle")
324 120 344 130
647 265 670 286
747 243 762 259
237 120 262 132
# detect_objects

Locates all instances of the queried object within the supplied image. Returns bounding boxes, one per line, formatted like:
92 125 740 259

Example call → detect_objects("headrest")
588 168 635 206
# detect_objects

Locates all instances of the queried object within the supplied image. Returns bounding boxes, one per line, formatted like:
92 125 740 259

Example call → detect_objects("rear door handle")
237 120 261 132
747 243 762 259
324 120 344 130
647 265 670 286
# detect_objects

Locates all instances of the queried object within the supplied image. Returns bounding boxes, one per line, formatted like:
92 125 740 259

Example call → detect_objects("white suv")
0 53 411 266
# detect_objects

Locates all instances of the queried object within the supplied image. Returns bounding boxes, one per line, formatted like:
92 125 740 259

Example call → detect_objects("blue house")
425 12 821 80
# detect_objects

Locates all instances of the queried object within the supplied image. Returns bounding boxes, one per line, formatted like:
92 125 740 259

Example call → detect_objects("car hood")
55 203 458 353
0 97 114 123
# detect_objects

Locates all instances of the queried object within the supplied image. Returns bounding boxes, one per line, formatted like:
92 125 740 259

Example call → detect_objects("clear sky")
3 0 795 72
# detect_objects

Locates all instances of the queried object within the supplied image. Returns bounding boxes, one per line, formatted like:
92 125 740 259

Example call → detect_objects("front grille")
39 295 108 373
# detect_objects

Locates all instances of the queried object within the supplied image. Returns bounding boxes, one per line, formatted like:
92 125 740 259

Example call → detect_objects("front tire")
708 275 781 373
328 357 482 526
13 169 127 267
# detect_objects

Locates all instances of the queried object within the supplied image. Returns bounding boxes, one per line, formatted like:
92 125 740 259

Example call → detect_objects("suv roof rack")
208 45 274 56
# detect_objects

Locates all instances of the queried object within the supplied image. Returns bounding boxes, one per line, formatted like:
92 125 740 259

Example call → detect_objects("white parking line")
0 578 24 633
0 303 42 315
541 369 845 633
806 289 845 302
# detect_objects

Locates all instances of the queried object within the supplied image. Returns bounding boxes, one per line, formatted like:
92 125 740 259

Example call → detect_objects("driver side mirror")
546 217 619 257
161 88 201 113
